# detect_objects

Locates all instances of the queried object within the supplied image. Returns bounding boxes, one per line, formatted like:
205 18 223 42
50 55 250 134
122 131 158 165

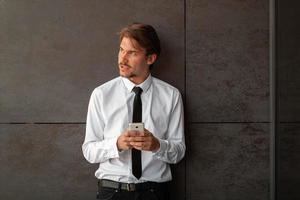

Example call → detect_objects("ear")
146 54 157 65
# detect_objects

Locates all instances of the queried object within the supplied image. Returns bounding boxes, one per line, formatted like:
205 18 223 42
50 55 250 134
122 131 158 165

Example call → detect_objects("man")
82 23 185 200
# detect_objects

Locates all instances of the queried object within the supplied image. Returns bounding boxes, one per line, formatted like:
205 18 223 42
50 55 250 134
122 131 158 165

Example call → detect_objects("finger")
135 144 151 151
131 142 152 151
122 137 133 145
143 129 153 136
127 130 139 137
133 146 143 151
124 136 135 142
129 136 147 142
121 137 130 143
132 144 145 151
138 131 147 137
130 141 143 148
124 131 131 137
134 131 146 137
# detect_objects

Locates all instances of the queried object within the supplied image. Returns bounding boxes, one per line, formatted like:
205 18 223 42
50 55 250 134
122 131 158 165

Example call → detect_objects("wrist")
152 138 160 153
116 137 122 151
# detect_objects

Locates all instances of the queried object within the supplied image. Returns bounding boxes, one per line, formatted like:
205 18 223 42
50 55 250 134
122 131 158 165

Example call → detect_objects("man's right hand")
117 130 139 151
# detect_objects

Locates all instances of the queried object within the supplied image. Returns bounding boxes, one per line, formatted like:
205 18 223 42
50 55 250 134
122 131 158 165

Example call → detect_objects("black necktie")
132 87 143 179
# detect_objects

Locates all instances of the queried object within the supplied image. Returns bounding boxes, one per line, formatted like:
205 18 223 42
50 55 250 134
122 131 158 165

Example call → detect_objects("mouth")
119 63 131 69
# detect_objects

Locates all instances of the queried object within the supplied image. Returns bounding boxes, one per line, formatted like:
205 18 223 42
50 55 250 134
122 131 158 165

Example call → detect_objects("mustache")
119 63 131 68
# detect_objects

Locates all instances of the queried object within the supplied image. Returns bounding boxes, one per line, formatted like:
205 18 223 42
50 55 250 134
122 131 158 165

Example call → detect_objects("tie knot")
132 87 143 95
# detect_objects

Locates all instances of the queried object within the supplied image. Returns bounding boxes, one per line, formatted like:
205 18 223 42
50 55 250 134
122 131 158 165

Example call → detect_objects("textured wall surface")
0 124 97 199
186 0 270 199
1 0 289 200
0 0 185 122
187 124 269 200
277 0 300 199
278 125 300 200
0 1 185 200
186 0 269 122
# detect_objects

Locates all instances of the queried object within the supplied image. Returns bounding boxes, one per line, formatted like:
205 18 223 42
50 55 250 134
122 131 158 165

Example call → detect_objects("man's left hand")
128 128 160 152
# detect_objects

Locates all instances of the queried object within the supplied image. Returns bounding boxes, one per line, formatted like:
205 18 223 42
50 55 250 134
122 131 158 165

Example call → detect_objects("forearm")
154 92 186 164
82 137 119 164
154 138 186 164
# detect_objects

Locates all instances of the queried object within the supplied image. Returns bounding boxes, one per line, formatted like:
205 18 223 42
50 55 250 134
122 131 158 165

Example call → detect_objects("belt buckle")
126 183 136 191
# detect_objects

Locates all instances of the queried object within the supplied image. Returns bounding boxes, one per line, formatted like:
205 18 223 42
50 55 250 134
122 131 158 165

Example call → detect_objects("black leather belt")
98 179 167 192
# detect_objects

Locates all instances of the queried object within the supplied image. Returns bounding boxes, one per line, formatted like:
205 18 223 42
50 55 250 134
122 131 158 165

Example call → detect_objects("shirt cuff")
153 138 168 158
104 137 120 159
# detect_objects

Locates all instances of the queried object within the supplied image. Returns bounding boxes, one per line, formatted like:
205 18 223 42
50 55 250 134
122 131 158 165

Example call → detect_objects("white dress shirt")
82 74 185 183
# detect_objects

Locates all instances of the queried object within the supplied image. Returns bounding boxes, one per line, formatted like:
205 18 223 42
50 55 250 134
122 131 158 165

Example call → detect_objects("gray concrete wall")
0 1 185 199
2 0 297 200
186 1 270 199
277 1 300 199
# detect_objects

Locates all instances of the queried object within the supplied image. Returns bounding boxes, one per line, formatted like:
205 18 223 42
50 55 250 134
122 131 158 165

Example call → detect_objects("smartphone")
128 123 144 132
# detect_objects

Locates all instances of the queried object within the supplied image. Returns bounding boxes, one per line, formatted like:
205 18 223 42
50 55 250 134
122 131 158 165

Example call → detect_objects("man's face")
118 37 155 84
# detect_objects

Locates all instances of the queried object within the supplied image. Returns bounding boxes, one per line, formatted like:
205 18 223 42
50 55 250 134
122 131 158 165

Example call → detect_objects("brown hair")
119 23 161 70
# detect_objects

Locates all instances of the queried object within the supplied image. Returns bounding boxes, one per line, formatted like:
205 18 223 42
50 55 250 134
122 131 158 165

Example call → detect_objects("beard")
119 63 137 78
120 72 136 78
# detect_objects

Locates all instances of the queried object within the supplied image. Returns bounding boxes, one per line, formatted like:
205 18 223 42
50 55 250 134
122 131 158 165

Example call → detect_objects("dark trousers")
97 181 170 200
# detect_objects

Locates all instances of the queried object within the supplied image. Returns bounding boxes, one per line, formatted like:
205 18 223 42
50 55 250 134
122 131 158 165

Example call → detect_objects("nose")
119 51 128 63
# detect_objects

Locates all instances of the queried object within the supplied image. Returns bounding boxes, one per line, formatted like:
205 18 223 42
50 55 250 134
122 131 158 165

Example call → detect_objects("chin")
120 74 128 78
119 72 130 78
119 69 134 77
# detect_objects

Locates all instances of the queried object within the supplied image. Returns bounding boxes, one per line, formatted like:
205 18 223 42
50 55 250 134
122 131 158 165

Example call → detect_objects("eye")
129 51 137 56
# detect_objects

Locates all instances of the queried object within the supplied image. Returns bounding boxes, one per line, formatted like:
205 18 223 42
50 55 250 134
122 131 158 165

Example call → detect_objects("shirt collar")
121 74 152 93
